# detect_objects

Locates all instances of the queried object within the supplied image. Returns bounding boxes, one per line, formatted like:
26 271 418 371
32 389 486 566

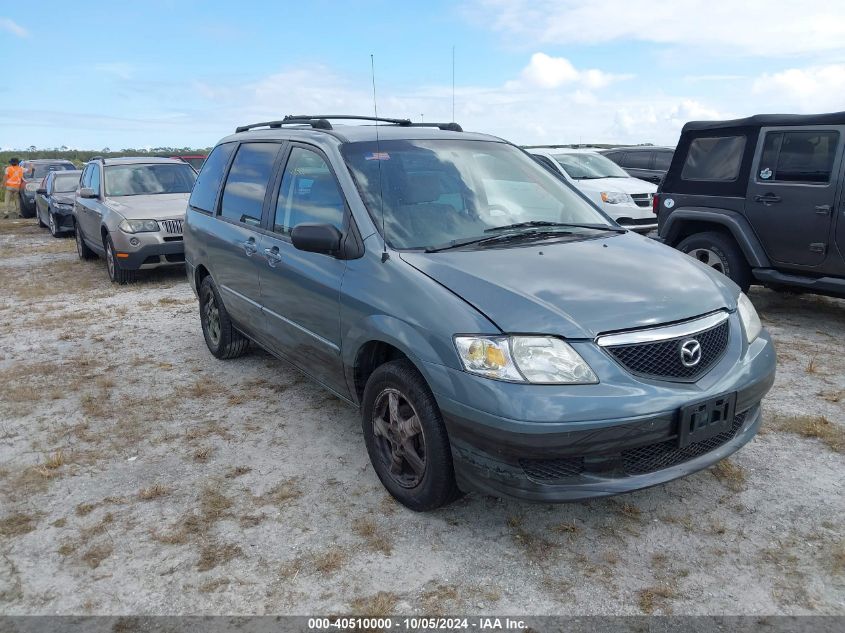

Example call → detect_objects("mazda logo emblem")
680 339 702 367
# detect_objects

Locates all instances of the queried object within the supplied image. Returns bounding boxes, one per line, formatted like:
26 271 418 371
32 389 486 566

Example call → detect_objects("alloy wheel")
106 241 116 279
75 228 84 258
371 388 427 488
688 248 726 274
202 286 221 346
48 213 57 236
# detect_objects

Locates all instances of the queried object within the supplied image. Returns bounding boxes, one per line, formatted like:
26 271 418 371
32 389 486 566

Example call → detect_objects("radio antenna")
451 45 456 122
371 54 388 262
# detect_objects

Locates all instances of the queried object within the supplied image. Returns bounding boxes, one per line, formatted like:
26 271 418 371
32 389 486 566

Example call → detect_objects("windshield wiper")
425 224 623 252
485 221 625 234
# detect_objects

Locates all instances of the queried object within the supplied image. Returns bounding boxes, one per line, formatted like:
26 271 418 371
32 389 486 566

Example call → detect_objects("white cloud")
752 64 845 113
466 0 845 57
512 53 630 90
0 18 28 38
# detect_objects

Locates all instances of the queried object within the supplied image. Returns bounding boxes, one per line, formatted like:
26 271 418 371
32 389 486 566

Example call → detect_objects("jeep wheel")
105 234 136 284
362 359 459 511
677 231 752 292
74 221 96 260
199 275 250 359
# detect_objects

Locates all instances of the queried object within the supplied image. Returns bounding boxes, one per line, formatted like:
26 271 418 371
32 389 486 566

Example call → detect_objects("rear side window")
653 151 673 171
219 143 280 226
273 147 345 235
758 130 839 183
189 142 235 212
623 151 652 169
681 136 745 181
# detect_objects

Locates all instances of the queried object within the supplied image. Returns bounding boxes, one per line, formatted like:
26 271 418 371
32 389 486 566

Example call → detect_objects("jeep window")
758 130 839 183
274 147 345 235
681 136 745 181
219 143 280 226
621 151 651 170
53 173 79 193
190 142 235 213
104 163 196 197
553 153 629 179
342 139 611 250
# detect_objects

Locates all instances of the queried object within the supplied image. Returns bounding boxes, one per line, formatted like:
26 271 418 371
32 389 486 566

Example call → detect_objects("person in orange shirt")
3 158 24 219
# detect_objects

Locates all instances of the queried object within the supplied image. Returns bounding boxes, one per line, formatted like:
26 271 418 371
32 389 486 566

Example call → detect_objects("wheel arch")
661 208 770 268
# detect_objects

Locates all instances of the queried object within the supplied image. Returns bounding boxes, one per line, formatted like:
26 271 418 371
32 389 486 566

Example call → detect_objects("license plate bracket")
678 392 737 448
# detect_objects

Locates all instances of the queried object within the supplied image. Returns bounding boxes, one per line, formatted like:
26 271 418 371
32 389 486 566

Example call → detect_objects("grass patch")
638 584 677 614
139 484 170 501
0 512 37 537
349 591 400 617
772 414 844 454
352 517 393 555
313 547 347 575
711 459 747 492
254 479 302 507
196 542 243 572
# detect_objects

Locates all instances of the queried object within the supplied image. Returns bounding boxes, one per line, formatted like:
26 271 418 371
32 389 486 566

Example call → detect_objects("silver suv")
73 157 197 283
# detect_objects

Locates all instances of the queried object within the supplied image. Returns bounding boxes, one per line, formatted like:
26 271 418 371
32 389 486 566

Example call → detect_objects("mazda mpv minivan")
184 115 776 511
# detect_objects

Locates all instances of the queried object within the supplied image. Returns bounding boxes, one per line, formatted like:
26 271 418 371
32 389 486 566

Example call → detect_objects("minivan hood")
400 232 737 338
104 193 189 220
574 177 656 195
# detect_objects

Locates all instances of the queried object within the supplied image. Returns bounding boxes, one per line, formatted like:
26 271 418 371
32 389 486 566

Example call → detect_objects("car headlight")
118 219 159 233
737 293 762 343
600 191 633 205
454 336 598 384
25 183 38 192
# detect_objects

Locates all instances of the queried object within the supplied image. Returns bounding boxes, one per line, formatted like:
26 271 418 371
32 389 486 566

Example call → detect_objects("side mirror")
36 188 47 195
79 187 98 199
290 223 342 255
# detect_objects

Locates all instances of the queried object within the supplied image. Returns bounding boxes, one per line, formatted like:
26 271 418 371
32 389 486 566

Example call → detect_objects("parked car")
35 169 82 236
169 154 207 171
601 146 674 185
18 159 77 218
184 115 775 511
656 111 845 297
72 157 197 284
528 148 657 233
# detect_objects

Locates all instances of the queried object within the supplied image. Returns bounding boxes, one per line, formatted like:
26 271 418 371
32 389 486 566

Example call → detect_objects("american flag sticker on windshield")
365 152 391 161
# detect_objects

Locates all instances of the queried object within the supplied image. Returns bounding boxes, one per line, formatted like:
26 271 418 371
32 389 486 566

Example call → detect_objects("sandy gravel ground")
0 219 843 616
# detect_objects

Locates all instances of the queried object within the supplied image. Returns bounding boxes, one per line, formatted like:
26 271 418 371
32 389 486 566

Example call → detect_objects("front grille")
631 193 653 208
605 320 729 382
160 219 183 234
519 411 749 484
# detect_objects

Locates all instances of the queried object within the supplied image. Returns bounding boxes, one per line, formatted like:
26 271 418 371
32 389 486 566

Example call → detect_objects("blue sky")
2 0 844 150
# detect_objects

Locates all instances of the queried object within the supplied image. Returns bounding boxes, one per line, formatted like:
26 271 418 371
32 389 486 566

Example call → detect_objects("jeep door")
258 144 349 396
206 141 284 335
746 127 843 268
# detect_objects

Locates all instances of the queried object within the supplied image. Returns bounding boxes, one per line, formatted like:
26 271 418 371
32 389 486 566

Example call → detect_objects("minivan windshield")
553 153 630 180
104 163 197 197
342 140 612 250
53 173 80 193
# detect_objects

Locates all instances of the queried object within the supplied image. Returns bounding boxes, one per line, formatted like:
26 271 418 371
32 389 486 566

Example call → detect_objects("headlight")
454 336 598 384
25 183 38 192
737 293 762 343
118 219 159 233
600 191 633 205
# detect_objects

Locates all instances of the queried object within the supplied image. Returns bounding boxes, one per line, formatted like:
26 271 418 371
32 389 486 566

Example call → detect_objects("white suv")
528 148 657 233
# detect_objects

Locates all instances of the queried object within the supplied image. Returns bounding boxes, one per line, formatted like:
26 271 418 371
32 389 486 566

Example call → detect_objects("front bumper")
51 205 75 231
420 323 776 502
110 228 185 270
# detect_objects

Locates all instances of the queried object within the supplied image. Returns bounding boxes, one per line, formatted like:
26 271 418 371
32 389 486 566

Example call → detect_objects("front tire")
199 275 250 359
677 231 752 292
361 359 459 511
74 220 96 260
36 208 46 228
48 211 60 237
105 234 136 284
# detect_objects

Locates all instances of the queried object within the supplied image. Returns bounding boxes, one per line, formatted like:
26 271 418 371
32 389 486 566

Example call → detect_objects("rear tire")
105 234 137 284
677 231 752 292
361 359 459 511
74 220 96 260
36 208 46 228
199 275 250 359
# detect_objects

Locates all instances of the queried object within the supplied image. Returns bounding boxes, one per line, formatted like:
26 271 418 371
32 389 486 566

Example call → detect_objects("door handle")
242 238 258 256
815 204 832 215
754 193 782 205
264 247 282 267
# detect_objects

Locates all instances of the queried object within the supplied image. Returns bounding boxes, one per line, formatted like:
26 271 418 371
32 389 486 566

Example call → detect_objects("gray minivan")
184 115 776 511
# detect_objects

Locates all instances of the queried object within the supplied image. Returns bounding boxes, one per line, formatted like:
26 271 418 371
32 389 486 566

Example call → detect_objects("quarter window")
758 130 839 183
681 136 745 181
623 151 652 169
219 143 280 226
273 147 345 235
189 142 235 213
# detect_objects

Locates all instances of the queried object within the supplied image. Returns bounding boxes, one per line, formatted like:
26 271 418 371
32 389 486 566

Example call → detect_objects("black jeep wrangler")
656 111 845 297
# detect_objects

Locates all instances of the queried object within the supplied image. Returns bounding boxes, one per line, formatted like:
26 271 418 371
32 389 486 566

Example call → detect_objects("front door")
746 127 843 268
259 144 349 396
210 141 283 333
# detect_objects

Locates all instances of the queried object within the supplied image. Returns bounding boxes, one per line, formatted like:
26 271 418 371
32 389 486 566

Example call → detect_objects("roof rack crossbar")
235 114 446 133
406 122 463 132
283 114 413 127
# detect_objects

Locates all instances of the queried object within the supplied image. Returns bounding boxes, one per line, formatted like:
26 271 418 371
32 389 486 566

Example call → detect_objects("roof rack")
89 156 106 163
235 115 463 133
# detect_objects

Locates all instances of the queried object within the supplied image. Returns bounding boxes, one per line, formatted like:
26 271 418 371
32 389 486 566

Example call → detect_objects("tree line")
0 148 211 168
